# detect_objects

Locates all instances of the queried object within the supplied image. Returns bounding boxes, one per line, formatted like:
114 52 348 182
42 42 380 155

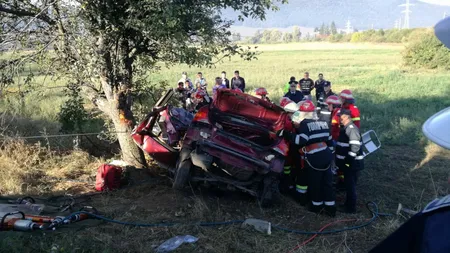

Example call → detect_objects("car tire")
173 146 193 190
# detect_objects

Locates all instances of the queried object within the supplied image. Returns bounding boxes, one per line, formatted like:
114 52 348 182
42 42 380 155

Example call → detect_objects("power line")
399 0 415 29
345 18 353 34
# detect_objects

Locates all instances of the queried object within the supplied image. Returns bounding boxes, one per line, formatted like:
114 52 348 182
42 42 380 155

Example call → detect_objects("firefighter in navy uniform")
280 100 336 216
335 109 364 213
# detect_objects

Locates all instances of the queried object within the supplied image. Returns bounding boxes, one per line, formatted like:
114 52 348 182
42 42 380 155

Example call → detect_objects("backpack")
95 164 123 191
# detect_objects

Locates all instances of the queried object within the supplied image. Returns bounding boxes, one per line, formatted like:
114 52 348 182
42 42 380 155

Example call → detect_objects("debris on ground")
241 218 272 235
155 235 199 253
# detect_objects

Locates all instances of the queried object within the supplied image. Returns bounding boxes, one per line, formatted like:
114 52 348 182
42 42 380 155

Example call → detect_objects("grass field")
1 43 450 252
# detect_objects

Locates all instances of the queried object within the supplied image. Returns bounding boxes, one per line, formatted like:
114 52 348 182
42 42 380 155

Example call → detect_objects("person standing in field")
299 72 315 96
284 79 303 103
335 109 364 213
221 71 230 89
314 73 327 101
231 70 245 92
317 81 337 111
339 89 360 128
284 76 296 94
195 72 207 90
179 71 193 90
212 77 226 96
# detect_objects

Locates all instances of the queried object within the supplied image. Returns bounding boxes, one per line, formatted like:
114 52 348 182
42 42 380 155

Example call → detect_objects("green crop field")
1 43 450 252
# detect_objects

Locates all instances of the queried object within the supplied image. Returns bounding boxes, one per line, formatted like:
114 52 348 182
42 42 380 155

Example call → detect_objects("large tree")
0 0 286 167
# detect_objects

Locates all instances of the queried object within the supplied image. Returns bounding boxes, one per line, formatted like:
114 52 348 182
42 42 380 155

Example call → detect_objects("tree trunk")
111 114 146 168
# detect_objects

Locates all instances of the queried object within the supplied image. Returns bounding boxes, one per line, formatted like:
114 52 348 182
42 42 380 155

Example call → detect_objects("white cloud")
418 0 450 6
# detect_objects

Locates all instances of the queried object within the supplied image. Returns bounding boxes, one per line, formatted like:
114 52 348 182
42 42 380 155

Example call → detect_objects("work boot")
309 204 324 214
294 192 308 206
324 205 337 217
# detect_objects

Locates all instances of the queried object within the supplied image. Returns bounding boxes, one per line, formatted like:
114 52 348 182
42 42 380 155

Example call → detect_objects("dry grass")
0 139 104 196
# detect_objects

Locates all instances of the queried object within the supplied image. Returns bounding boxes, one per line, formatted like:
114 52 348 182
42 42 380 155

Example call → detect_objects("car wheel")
173 146 193 190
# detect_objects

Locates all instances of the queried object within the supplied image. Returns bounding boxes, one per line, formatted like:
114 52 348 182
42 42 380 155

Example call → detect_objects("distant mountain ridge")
224 0 449 30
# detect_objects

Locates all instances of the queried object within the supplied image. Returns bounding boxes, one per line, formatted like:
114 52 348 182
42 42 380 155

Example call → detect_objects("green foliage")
292 26 302 42
403 30 450 70
350 32 363 43
58 85 88 133
282 32 293 43
330 22 337 35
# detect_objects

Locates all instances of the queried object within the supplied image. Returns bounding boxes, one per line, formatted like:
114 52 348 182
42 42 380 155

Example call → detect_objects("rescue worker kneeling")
280 100 336 217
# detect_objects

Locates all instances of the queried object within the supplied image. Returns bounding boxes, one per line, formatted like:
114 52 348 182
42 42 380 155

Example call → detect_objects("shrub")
403 29 450 69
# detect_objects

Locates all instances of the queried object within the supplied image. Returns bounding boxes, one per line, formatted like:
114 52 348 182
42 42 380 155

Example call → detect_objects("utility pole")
346 18 353 34
394 20 399 29
399 0 414 29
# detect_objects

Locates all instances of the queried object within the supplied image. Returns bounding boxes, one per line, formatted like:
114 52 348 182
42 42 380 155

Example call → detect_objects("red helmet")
326 95 341 105
299 100 315 112
339 89 355 103
255 87 268 96
279 97 292 108
194 90 206 99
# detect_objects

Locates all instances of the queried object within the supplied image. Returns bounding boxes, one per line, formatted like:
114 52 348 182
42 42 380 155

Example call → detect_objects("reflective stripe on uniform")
324 201 335 206
336 142 349 147
348 151 357 157
320 111 331 115
352 117 360 121
336 155 345 159
328 135 332 140
332 119 338 124
284 166 291 174
306 146 328 154
356 155 364 160
349 140 362 145
309 132 329 140
300 133 309 140
329 146 334 151
296 185 308 190
312 201 324 206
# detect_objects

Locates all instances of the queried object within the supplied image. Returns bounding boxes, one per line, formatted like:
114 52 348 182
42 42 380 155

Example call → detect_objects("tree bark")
110 111 146 168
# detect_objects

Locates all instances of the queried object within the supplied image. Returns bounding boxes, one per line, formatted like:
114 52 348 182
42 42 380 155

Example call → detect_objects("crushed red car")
132 89 290 205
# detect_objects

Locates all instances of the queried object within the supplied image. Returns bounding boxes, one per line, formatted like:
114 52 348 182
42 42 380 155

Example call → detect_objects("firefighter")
324 95 341 131
325 95 343 188
339 89 360 128
191 90 211 112
335 109 364 213
280 101 336 216
284 79 303 103
279 100 298 194
255 87 271 102
299 72 315 96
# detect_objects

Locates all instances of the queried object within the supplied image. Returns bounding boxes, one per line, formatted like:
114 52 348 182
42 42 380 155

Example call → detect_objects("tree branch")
80 84 109 113
0 5 56 25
